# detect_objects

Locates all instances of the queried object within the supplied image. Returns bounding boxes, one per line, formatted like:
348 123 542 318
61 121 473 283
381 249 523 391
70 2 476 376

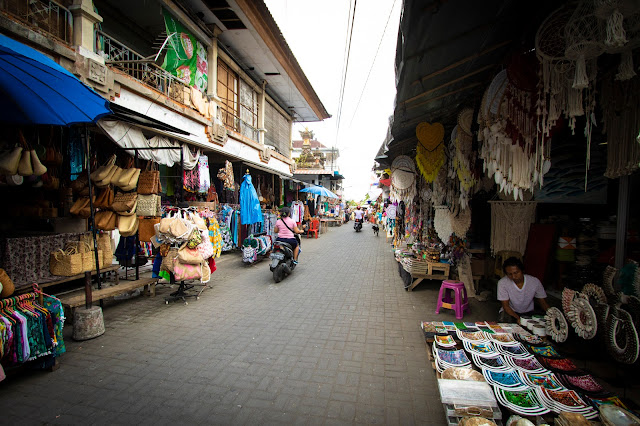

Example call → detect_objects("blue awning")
0 33 111 125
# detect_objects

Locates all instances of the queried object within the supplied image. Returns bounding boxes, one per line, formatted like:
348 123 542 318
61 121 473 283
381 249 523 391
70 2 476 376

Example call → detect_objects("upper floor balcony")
1 0 72 44
95 30 192 107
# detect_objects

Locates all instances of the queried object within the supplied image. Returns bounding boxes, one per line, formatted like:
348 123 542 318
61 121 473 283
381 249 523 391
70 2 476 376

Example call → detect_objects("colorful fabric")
208 217 223 258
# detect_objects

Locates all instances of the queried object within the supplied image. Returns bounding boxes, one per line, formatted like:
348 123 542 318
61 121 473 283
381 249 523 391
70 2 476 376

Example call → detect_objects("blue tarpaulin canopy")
239 173 263 225
0 33 111 125
299 185 339 198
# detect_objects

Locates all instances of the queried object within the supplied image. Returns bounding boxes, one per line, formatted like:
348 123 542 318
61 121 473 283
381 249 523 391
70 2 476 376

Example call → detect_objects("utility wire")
345 0 398 135
334 0 357 148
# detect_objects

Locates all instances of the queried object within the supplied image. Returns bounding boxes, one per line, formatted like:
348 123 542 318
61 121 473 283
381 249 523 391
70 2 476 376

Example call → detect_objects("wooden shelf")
59 277 158 309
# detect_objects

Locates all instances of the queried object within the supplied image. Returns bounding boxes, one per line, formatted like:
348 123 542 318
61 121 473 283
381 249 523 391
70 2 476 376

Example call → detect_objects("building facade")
291 129 343 198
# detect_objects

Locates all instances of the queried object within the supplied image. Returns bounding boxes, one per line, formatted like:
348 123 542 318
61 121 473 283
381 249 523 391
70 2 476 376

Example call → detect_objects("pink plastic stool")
435 280 469 320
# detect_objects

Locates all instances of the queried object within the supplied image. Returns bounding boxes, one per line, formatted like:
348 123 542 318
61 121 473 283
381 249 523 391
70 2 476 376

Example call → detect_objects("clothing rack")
0 292 36 308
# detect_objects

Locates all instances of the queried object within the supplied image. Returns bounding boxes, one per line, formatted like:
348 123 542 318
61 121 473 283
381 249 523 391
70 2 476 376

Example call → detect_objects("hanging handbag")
94 186 115 210
159 211 175 234
137 194 159 217
161 247 178 273
18 149 33 176
120 168 141 191
169 214 193 239
96 163 118 188
196 231 214 259
0 268 16 298
0 146 23 175
137 161 160 195
71 169 89 193
177 244 204 264
190 211 208 231
112 192 138 212
200 262 211 283
114 158 139 189
70 196 92 218
173 259 202 281
30 150 47 176
95 210 117 231
159 243 171 257
90 154 117 182
118 214 139 237
139 217 161 242
186 227 203 249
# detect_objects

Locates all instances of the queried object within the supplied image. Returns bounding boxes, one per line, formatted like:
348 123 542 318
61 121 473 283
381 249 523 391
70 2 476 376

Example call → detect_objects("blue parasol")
299 185 339 198
0 33 112 125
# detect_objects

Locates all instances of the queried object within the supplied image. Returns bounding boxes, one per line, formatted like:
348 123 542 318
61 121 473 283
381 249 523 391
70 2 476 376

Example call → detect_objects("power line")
334 0 357 149
345 0 398 135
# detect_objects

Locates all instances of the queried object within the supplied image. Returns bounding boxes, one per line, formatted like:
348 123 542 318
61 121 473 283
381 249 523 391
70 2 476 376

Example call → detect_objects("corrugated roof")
294 169 333 175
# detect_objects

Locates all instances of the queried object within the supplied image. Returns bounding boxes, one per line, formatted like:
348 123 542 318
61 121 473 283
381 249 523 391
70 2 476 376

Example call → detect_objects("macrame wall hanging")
415 122 445 183
595 0 640 80
390 155 417 203
600 74 640 178
488 201 537 255
452 109 477 210
433 206 454 243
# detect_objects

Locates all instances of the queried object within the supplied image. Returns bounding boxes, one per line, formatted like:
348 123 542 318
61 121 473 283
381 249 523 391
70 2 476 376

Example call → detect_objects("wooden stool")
435 280 469 320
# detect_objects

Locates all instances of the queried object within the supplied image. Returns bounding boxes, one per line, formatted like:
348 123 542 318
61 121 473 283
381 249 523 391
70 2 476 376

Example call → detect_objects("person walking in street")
274 207 303 264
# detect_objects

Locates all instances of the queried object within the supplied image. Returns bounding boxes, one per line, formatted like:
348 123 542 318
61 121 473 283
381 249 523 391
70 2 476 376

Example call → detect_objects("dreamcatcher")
390 155 417 203
433 205 454 243
415 122 446 183
452 110 476 210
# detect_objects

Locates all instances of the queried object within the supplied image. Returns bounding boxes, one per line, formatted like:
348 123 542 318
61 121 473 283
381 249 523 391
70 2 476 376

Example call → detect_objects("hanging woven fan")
415 122 445 183
481 70 508 122
391 155 417 202
457 108 474 137
564 0 606 89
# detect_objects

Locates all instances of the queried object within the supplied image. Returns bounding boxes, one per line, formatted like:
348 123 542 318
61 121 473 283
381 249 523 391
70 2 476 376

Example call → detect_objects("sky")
263 0 401 201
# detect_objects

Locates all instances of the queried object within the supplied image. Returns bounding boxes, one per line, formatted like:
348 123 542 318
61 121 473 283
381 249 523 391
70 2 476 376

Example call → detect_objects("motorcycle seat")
275 241 293 250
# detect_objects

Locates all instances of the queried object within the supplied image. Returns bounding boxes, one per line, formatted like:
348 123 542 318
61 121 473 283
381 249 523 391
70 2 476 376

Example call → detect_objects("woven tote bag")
137 194 159 217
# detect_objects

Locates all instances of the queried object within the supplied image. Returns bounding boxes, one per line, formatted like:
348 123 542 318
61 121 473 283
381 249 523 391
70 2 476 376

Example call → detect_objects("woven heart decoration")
416 122 444 151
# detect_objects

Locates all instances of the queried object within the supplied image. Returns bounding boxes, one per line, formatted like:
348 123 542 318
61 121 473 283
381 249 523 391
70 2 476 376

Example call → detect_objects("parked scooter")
354 219 363 232
270 240 297 283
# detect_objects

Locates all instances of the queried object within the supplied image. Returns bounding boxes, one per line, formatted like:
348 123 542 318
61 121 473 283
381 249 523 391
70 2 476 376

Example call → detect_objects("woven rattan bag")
137 194 159 217
139 217 161 242
112 192 137 212
50 247 83 276
161 247 178 273
95 211 117 231
137 162 160 195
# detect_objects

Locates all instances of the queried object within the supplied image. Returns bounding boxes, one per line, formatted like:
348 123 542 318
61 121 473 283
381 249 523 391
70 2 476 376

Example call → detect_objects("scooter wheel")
273 264 285 283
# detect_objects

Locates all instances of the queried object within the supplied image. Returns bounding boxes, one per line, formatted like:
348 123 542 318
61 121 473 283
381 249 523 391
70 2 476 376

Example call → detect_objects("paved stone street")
1 222 499 425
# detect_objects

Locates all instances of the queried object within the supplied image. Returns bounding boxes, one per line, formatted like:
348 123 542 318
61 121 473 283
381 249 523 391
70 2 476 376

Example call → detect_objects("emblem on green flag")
162 8 208 93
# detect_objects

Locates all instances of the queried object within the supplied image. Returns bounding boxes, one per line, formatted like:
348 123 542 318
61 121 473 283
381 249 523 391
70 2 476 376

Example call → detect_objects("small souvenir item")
598 405 640 425
535 387 598 419
519 371 564 390
457 330 488 343
489 333 518 346
514 333 545 346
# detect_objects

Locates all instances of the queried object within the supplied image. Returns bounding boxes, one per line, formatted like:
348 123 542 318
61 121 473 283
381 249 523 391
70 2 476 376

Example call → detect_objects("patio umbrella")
299 185 339 198
0 33 111 125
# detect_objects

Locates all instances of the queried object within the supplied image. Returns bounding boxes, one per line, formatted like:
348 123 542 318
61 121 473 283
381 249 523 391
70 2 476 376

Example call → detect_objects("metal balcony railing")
95 30 190 105
1 0 72 43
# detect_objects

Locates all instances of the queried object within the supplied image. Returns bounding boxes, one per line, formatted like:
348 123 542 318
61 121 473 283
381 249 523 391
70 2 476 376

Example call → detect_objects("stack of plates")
504 355 548 374
495 342 531 359
529 345 564 359
434 334 457 348
488 333 518 346
463 340 498 356
482 367 528 390
432 345 472 373
472 353 509 371
518 371 564 390
494 387 550 416
534 387 598 419
457 330 489 343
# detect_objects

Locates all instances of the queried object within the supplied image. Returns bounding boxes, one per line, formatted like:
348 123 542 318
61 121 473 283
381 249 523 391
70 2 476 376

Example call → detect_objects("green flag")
162 8 208 93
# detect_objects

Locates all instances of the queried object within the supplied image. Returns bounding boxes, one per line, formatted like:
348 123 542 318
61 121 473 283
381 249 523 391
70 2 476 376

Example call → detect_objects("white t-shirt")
497 274 546 313
354 210 364 220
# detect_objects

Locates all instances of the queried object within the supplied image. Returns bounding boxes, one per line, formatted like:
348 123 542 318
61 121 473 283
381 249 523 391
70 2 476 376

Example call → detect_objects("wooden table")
407 262 451 291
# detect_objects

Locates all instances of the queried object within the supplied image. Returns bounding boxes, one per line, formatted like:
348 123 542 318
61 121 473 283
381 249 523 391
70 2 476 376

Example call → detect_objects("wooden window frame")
217 59 239 132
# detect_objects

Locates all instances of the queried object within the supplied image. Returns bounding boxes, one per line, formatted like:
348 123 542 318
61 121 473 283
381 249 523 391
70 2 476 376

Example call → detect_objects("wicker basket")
50 248 83 276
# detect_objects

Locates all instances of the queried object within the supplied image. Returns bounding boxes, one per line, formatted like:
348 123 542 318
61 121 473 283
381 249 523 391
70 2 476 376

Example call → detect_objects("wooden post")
84 271 92 309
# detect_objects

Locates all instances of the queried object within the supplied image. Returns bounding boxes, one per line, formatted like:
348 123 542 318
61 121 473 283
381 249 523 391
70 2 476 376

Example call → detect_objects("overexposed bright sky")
264 0 401 201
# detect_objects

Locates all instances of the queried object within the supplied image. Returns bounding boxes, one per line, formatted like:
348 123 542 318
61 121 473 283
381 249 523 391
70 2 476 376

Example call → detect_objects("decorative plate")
435 334 457 347
457 330 488 342
538 357 579 373
539 388 588 408
559 373 606 394
496 342 530 358
489 333 518 345
482 368 527 389
506 355 547 373
530 345 563 358
435 347 471 366
471 353 508 371
520 372 563 390
463 341 496 355
514 333 545 346
494 388 549 416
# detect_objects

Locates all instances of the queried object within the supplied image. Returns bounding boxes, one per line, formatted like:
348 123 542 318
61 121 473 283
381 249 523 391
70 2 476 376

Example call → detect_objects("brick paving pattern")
0 221 499 425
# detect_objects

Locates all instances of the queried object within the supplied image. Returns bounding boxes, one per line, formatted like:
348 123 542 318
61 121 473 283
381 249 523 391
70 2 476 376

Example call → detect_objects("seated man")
497 257 550 324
